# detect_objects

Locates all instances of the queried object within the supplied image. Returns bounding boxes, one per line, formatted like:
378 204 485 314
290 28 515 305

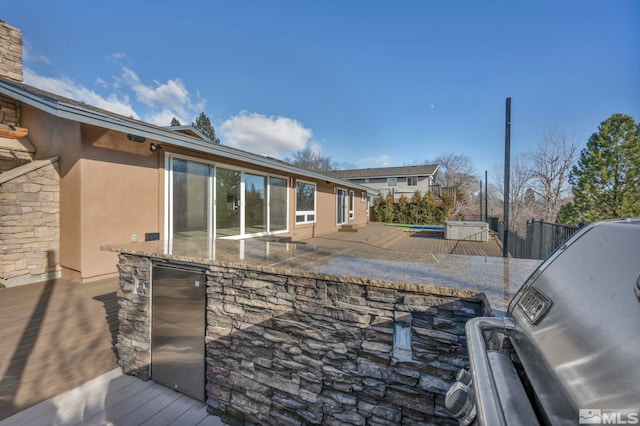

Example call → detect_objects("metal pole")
484 170 488 223
479 180 483 220
503 98 511 257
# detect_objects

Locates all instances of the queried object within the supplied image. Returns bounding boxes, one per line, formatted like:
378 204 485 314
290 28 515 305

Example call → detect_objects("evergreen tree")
372 194 385 222
170 117 181 126
396 195 409 224
383 192 395 223
192 112 221 144
557 202 580 226
410 190 422 224
569 114 640 222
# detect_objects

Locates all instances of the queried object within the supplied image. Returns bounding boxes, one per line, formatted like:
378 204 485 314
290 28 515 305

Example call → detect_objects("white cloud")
220 111 313 155
23 64 206 126
24 68 139 118
359 155 391 167
22 44 50 65
145 109 187 128
107 52 127 63
122 68 188 108
308 141 323 156
119 68 204 125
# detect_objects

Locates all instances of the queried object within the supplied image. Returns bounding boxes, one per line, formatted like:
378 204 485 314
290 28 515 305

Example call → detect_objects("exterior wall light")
127 133 146 143
149 143 162 152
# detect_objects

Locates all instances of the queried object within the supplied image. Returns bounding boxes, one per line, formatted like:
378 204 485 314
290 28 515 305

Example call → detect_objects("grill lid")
507 219 640 424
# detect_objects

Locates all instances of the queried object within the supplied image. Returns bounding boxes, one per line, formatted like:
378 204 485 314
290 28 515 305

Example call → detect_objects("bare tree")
433 153 478 216
285 147 335 172
527 127 577 222
490 154 535 234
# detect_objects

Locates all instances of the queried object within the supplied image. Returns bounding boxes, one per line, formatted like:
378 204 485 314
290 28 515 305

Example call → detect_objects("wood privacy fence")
490 218 579 260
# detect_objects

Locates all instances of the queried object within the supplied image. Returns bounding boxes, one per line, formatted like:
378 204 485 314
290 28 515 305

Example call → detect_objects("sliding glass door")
245 173 267 234
215 167 241 238
168 155 288 240
337 188 348 225
269 177 287 232
171 159 209 238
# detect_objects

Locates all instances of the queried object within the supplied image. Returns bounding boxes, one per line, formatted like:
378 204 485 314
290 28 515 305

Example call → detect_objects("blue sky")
5 1 639 175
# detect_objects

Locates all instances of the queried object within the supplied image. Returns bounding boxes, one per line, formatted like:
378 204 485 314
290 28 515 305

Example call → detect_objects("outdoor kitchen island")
102 239 539 425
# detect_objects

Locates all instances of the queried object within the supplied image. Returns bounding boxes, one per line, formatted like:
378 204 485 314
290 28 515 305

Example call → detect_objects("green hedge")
371 190 453 225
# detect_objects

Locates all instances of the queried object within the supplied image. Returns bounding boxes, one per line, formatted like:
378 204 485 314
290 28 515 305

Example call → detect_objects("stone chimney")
0 21 23 82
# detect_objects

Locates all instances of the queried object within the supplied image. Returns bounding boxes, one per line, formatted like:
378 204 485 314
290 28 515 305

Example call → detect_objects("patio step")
338 224 364 232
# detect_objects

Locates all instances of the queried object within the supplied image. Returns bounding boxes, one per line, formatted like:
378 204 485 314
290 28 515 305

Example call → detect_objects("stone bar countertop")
102 239 542 314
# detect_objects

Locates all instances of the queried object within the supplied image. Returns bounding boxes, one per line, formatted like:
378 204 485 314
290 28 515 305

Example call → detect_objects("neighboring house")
327 164 439 201
0 22 375 285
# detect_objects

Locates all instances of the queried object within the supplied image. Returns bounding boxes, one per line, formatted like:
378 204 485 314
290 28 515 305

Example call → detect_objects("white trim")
336 188 348 226
164 154 171 253
349 190 355 220
295 179 317 224
166 152 290 241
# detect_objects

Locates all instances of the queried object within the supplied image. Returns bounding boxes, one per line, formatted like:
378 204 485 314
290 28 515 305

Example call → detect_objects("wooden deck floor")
0 368 223 426
297 222 504 257
0 277 120 421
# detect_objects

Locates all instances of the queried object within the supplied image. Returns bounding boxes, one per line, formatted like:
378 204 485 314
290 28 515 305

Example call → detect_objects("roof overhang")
0 80 377 195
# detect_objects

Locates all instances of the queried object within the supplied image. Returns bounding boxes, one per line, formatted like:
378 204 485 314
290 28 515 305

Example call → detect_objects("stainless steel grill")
446 218 640 425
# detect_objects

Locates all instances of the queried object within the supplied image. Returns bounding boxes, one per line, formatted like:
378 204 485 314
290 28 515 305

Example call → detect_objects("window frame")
407 176 419 186
387 177 398 187
165 153 290 242
295 180 317 224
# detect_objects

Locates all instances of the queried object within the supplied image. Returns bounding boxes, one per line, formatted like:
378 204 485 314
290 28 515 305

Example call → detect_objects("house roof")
326 164 439 180
164 125 212 142
0 77 376 194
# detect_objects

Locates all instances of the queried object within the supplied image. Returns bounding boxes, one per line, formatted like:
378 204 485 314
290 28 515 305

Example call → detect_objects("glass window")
296 181 316 224
172 158 209 239
269 176 288 232
387 177 398 187
407 176 418 186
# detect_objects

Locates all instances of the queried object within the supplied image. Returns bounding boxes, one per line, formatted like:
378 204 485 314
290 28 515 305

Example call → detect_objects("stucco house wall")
0 21 375 283
21 107 372 281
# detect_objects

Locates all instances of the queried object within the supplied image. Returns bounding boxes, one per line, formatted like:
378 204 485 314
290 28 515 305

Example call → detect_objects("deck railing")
490 218 579 260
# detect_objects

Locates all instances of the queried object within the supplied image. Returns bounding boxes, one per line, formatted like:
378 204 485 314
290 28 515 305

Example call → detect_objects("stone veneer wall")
0 147 32 173
116 254 490 426
0 21 23 83
0 94 20 126
115 254 152 379
0 159 60 283
0 93 28 173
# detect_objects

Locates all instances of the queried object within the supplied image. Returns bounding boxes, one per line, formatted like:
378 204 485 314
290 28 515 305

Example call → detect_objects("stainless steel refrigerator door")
151 263 206 401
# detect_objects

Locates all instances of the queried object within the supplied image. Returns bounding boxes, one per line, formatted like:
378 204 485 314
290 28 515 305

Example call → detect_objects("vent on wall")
393 322 412 361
